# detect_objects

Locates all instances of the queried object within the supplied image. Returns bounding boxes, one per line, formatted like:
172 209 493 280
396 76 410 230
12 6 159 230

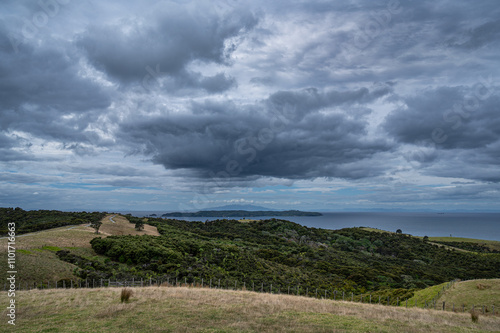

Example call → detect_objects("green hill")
402 279 500 313
4 213 500 307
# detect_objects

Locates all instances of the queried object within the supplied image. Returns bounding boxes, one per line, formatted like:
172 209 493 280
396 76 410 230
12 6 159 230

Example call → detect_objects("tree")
90 220 102 234
135 220 144 231
396 229 402 234
423 235 429 242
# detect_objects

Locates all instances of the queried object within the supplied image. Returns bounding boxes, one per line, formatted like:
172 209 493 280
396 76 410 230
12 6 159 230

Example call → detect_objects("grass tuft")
471 310 479 323
120 288 133 303
477 283 491 290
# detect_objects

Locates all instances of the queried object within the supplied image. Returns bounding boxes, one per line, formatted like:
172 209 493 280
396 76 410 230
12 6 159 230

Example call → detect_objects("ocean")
121 211 500 241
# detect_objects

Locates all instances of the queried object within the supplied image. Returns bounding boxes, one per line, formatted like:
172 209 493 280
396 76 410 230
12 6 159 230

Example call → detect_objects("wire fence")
5 277 497 316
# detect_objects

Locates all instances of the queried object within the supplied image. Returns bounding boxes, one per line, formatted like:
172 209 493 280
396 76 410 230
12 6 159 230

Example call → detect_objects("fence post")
406 299 407 308
324 290 327 299
210 279 212 289
443 302 445 311
334 290 336 300
379 296 381 305
361 295 363 303
261 283 263 293
397 297 399 306
351 293 354 302
202 278 204 288
482 306 485 314
297 285 299 296
343 291 345 301
387 296 390 306
270 284 272 294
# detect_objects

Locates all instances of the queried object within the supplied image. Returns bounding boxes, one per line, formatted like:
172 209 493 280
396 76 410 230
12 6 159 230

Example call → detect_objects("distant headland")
161 210 322 217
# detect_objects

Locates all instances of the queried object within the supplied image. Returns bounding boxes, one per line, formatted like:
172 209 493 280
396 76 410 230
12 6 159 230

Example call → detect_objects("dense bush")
75 217 500 298
0 207 107 235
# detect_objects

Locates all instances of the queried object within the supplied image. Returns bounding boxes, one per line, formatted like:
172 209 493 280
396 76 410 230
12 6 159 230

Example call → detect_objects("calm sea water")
121 211 500 241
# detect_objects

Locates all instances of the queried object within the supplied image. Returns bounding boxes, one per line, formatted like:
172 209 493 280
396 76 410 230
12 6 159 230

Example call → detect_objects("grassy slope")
403 282 450 308
0 214 159 284
361 228 500 252
427 237 500 252
3 287 499 333
403 280 500 312
438 280 500 310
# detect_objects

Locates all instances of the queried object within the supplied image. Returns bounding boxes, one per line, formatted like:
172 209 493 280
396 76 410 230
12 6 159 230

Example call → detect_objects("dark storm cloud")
383 85 500 149
383 84 500 182
0 23 111 148
120 86 393 180
77 5 258 89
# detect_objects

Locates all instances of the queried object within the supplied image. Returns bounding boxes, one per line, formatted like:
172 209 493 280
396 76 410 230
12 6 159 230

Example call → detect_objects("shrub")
470 311 479 323
121 288 133 303
476 283 490 290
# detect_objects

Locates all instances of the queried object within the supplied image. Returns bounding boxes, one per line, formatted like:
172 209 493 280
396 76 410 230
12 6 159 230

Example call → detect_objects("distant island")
162 210 322 217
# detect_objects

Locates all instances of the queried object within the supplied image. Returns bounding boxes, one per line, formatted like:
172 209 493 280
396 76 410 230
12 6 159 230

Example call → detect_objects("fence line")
4 278 497 316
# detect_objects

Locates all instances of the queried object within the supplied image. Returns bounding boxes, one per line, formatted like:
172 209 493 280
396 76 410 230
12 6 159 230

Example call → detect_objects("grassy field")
427 237 500 252
0 214 159 284
438 280 500 312
403 282 451 308
360 228 500 253
403 280 500 312
3 286 499 332
238 218 260 223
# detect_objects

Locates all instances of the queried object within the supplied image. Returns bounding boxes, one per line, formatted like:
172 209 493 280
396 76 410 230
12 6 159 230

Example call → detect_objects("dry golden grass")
0 214 159 252
99 214 160 236
6 287 500 332
0 214 160 284
0 225 97 251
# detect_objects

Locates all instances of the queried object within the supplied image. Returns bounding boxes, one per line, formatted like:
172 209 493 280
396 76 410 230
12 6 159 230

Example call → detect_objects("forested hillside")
0 207 107 235
58 217 500 302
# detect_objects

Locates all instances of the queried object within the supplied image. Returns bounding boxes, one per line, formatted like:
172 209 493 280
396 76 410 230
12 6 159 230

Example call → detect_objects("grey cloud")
383 85 500 182
120 86 392 181
448 20 500 50
383 85 500 149
0 23 112 152
77 6 258 88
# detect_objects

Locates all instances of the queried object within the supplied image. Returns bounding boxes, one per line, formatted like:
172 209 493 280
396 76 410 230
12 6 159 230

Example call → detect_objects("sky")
0 0 499 212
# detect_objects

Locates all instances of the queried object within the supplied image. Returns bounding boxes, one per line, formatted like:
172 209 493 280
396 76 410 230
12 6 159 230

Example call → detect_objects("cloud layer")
1 0 499 211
